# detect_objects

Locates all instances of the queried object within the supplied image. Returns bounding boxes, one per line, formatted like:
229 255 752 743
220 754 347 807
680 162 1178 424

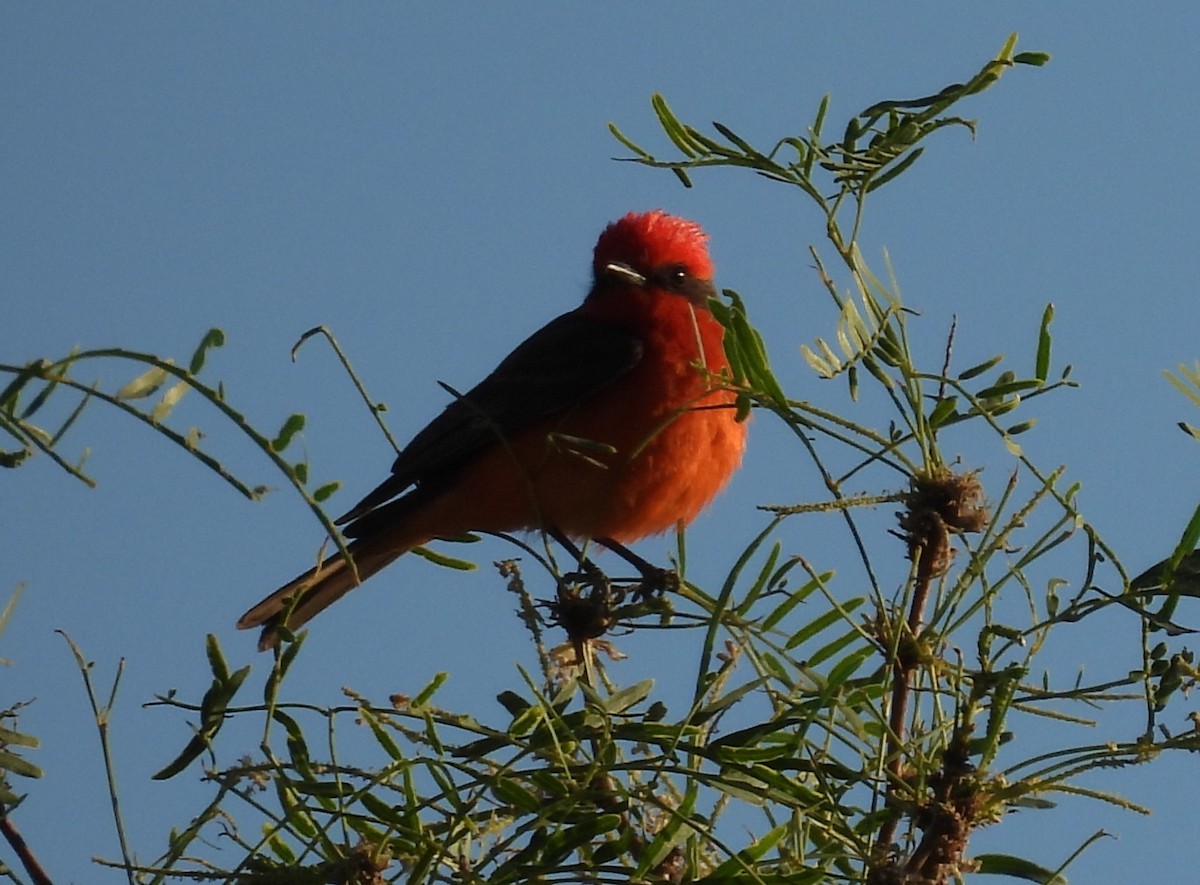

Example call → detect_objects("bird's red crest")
593 211 713 281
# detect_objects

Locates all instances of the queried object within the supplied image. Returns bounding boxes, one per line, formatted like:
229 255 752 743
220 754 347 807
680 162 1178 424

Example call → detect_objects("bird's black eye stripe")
649 263 691 290
645 264 717 305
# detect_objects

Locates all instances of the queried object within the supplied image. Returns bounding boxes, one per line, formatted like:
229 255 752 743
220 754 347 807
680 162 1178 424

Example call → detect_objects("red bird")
239 211 747 649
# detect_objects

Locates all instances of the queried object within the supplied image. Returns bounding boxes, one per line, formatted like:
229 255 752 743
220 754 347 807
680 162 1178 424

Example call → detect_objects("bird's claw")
629 564 680 600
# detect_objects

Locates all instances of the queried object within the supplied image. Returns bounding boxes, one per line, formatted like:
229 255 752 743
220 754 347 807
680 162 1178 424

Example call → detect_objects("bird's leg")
543 530 678 655
595 536 680 600
549 529 610 592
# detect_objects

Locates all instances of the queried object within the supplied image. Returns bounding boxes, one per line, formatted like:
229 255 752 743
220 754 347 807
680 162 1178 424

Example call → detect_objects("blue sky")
5 5 1200 882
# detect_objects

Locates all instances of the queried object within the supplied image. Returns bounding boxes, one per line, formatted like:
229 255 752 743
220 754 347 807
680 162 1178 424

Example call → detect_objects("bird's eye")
669 264 688 283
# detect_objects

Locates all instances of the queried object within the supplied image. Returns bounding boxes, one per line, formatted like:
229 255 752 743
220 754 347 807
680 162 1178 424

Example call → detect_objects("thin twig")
57 632 136 884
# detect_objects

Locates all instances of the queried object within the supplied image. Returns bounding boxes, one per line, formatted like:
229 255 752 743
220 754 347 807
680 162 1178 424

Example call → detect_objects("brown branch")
1 811 55 885
871 469 987 883
874 516 946 855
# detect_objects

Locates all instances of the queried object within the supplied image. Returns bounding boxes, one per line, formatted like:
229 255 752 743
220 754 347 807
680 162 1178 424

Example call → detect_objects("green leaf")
928 396 959 428
824 644 874 690
116 364 170 400
496 690 531 717
0 726 38 749
205 632 231 683
980 666 1025 768
1137 507 1200 629
152 735 208 781
188 327 226 375
154 647 249 780
601 678 654 715
785 599 863 651
719 289 786 404
592 828 634 865
651 92 699 158
17 364 65 420
959 354 1004 381
358 791 409 827
0 750 42 779
976 378 1041 400
409 545 478 570
491 775 543 814
973 853 1066 884
313 480 340 502
1035 303 1054 383
423 710 445 755
865 146 924 193
712 120 756 155
633 784 694 879
288 777 345 798
760 571 828 632
543 814 624 866
734 541 782 614
811 95 829 136
0 361 45 414
608 121 652 159
151 379 190 422
0 585 24 634
412 672 449 708
1013 51 1052 67
806 628 866 669
270 412 306 452
0 444 31 469
708 824 788 878
358 706 405 761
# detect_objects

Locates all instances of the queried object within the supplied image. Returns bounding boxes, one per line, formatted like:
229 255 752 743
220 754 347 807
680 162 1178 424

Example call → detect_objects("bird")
238 210 748 650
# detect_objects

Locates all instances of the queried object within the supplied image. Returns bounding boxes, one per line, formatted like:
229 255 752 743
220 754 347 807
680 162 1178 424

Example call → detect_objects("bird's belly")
561 397 747 542
422 383 745 543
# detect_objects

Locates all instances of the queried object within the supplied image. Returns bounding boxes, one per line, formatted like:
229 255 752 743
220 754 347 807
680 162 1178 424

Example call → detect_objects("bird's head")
591 211 717 306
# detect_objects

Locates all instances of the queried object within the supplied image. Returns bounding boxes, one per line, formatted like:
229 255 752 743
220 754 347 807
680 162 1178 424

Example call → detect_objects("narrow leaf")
760 571 828 631
652 93 699 158
151 380 190 422
1014 51 1052 66
116 365 170 401
928 396 959 428
412 672 449 708
1035 303 1054 383
270 413 306 452
712 120 756 155
0 750 42 779
973 853 1066 884
188 327 226 375
785 599 863 651
959 354 1004 381
313 480 340 502
607 122 652 160
409 545 478 570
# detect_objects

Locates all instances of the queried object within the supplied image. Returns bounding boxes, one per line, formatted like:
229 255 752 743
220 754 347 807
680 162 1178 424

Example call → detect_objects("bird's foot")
595 535 680 601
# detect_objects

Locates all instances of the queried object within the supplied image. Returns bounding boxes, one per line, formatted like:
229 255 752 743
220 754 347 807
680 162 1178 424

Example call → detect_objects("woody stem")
874 517 947 857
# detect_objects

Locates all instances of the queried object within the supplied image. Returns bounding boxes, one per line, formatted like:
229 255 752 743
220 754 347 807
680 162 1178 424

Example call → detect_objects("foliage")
6 32 1200 885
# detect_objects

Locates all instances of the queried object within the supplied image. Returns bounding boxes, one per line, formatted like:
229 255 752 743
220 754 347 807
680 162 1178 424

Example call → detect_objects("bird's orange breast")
409 291 746 544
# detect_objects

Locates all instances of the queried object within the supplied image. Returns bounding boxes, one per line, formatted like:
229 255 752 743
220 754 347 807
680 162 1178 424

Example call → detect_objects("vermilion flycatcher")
239 211 747 649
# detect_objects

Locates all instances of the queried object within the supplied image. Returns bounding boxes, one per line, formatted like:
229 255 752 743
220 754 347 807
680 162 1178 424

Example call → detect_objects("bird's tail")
237 540 408 651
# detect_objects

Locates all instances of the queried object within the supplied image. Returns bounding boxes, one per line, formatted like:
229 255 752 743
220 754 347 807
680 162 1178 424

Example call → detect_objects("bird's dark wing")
335 308 643 526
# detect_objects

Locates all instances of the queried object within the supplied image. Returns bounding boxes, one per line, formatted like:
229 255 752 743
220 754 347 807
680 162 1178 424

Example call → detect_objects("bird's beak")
604 262 646 286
